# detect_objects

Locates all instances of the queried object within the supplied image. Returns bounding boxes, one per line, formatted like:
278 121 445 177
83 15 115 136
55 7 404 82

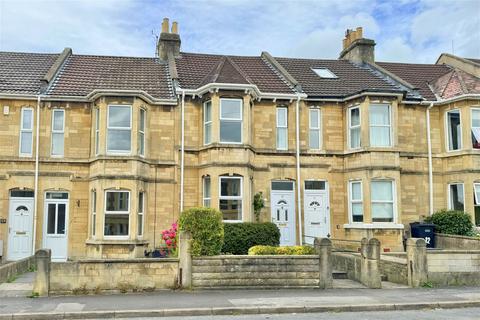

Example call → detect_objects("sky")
0 0 479 63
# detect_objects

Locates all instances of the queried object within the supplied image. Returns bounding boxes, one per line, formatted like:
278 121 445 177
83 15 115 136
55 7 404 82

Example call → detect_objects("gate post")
360 238 381 288
406 238 428 287
178 231 192 289
315 237 333 289
33 249 51 296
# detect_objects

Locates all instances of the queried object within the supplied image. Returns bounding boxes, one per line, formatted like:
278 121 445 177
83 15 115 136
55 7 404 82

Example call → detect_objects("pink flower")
166 239 172 246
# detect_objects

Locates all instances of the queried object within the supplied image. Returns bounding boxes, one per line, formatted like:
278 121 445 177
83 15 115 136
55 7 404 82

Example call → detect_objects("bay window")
219 176 242 221
204 101 212 145
371 180 395 222
19 107 33 156
348 106 360 149
95 108 100 155
203 176 211 207
276 107 288 150
369 104 391 147
472 108 480 149
349 181 363 222
138 109 145 156
104 190 130 237
220 99 242 143
448 183 464 211
309 108 321 149
446 109 462 151
51 109 65 157
107 105 132 154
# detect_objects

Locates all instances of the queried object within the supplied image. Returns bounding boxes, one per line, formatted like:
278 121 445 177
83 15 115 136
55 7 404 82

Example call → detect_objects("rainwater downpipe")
32 95 41 255
295 94 303 245
180 90 185 213
426 102 434 216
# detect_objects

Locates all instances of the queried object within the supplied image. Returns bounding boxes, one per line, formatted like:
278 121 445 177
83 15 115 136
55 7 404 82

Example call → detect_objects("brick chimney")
156 18 181 60
339 27 375 64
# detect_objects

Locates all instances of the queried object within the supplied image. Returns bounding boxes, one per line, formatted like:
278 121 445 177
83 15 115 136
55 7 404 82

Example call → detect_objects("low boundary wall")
0 255 35 284
428 250 480 286
435 233 480 250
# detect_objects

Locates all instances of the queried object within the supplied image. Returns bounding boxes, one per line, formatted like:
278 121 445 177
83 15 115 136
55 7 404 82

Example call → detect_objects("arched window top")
15 205 29 212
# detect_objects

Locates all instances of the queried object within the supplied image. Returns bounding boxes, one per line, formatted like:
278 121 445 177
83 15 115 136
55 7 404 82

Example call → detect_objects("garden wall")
0 255 35 284
435 233 480 250
427 250 480 286
49 258 179 295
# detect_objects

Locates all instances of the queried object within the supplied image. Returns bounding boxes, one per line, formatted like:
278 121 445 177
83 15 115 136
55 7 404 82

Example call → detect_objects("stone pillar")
314 238 333 289
406 238 428 287
33 249 51 296
178 231 192 289
360 238 381 288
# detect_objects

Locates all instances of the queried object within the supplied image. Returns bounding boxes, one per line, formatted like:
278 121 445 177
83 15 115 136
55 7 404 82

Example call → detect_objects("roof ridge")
261 52 299 93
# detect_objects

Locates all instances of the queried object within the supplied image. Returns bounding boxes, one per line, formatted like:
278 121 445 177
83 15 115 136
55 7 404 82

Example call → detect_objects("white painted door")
304 181 330 244
271 181 296 246
7 198 34 260
43 192 69 262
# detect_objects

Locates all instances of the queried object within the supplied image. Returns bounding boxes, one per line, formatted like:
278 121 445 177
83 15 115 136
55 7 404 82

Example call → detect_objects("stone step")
192 264 319 273
192 271 319 280
194 285 318 290
192 257 319 267
192 278 320 288
332 271 348 279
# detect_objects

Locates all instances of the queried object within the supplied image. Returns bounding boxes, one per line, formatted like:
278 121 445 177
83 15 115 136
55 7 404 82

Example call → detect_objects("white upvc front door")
43 192 69 262
7 198 34 261
304 181 330 244
270 181 296 246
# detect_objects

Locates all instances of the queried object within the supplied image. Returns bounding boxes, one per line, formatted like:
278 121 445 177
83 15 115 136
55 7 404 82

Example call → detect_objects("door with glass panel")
43 192 69 262
270 181 296 246
304 181 329 244
7 190 34 261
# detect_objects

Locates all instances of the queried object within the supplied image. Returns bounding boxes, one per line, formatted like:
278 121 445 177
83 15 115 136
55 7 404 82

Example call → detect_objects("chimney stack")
156 17 181 60
339 27 375 64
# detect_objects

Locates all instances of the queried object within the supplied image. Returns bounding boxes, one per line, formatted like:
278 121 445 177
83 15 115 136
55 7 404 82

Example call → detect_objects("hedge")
424 210 474 236
178 207 224 256
222 222 280 255
248 245 316 255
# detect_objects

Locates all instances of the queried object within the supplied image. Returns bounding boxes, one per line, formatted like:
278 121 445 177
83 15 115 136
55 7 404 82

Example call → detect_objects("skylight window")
312 68 337 79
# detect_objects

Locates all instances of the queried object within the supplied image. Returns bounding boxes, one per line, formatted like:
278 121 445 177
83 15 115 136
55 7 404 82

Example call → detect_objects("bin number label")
424 237 431 245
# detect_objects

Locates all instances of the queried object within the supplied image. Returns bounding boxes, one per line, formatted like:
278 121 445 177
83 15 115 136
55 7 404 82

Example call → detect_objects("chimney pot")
172 21 178 34
161 18 169 33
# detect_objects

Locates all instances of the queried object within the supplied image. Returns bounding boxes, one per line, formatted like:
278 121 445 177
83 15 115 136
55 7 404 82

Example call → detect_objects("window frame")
138 108 146 157
203 175 211 207
95 108 100 156
103 190 130 239
475 183 480 205
309 108 321 150
370 180 396 223
348 106 361 149
348 180 363 223
276 107 288 150
369 103 392 147
19 107 34 157
219 98 243 144
448 182 465 211
137 191 144 237
471 107 480 150
91 190 96 238
203 101 212 145
106 105 132 155
445 109 462 152
50 109 65 157
218 176 243 222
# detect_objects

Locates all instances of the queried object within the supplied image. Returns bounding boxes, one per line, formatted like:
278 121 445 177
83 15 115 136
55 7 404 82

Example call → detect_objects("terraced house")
1 19 479 262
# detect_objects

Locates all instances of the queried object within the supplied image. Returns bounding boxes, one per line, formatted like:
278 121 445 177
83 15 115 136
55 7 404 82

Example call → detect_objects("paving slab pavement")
0 272 34 298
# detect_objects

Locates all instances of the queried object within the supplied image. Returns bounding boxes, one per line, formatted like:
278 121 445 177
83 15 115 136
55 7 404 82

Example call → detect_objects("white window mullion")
219 176 243 221
349 181 363 223
369 104 391 147
107 105 132 154
276 107 288 150
19 107 34 157
51 109 65 157
204 101 212 145
203 176 211 207
348 106 361 149
95 108 100 155
309 108 321 149
138 109 146 156
220 99 242 144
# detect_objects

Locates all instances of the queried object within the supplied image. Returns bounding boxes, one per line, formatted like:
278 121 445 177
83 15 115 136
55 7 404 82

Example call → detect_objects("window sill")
343 223 404 230
86 239 149 246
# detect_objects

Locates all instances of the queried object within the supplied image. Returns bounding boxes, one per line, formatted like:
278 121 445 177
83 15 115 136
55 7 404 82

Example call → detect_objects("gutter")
32 95 42 255
426 103 434 216
295 94 303 245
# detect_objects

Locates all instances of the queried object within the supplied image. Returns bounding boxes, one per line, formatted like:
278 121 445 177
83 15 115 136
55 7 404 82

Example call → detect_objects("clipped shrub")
424 210 474 236
222 222 280 255
178 207 224 256
248 245 316 255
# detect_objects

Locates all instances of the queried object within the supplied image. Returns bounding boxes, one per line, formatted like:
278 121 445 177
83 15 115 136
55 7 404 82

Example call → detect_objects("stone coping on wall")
193 255 319 259
380 254 407 264
435 233 480 240
65 258 179 263
427 249 480 254
343 223 405 229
